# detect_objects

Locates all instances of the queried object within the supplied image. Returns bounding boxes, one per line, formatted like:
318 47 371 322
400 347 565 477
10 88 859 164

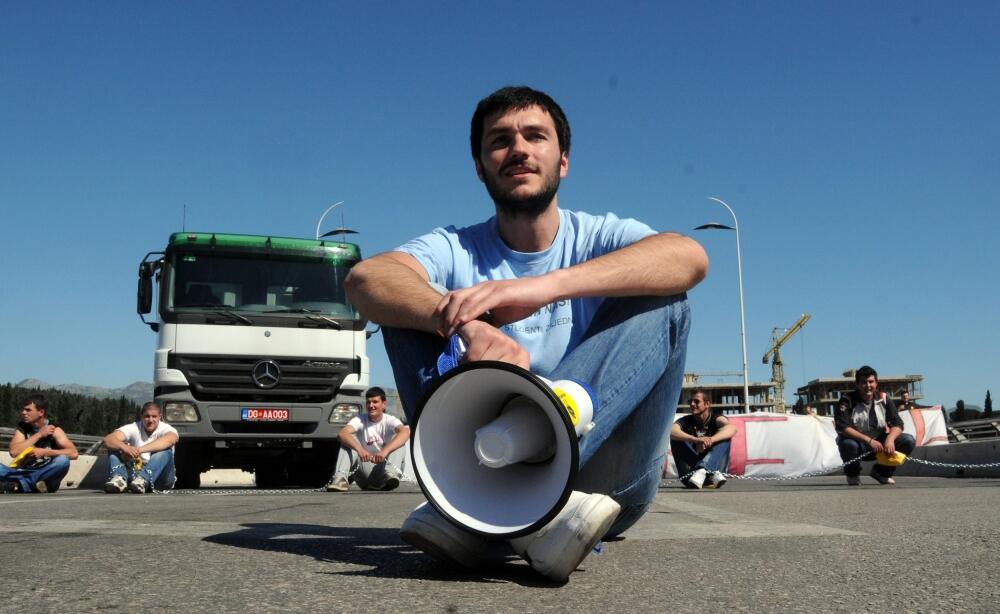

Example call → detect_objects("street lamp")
695 196 750 414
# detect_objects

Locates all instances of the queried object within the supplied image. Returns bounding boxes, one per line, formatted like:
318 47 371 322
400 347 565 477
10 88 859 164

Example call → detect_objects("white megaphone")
411 360 597 539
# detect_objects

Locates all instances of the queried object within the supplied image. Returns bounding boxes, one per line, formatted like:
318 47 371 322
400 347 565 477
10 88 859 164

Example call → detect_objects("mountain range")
16 379 154 405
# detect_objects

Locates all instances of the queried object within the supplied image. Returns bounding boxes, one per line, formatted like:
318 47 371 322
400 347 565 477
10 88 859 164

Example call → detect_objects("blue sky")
1 2 997 407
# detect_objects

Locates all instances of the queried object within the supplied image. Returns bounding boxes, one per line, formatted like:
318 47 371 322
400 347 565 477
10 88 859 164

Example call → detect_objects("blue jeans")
837 433 916 478
671 440 731 479
384 294 690 537
108 449 177 491
0 454 70 492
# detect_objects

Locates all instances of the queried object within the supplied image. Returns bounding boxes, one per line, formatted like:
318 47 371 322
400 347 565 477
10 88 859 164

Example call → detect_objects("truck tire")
255 464 287 489
174 444 206 489
175 465 202 489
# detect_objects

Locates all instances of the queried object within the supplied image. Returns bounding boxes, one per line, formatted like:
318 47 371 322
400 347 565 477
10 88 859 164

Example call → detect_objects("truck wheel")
174 445 205 489
175 466 202 489
255 464 287 489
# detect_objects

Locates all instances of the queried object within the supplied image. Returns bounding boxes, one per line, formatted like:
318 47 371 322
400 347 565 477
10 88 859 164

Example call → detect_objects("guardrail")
0 427 105 456
948 419 1000 443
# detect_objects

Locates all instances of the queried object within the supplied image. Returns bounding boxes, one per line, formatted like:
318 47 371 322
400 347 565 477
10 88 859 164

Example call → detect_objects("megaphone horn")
411 361 597 539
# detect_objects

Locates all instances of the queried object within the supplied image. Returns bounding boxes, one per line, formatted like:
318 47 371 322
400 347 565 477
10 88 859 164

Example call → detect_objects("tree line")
1 383 141 437
949 389 994 422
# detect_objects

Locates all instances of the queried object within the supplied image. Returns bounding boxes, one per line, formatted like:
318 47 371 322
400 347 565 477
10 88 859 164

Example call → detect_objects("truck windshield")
166 252 359 320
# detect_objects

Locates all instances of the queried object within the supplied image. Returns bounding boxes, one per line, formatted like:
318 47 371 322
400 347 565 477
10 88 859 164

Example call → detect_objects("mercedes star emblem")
251 360 281 389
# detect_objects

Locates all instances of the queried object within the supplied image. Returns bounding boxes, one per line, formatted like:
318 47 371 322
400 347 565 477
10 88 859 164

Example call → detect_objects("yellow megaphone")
875 451 907 466
8 447 35 469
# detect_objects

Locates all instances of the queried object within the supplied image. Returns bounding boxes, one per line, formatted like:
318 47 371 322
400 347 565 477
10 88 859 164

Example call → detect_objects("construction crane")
762 314 811 413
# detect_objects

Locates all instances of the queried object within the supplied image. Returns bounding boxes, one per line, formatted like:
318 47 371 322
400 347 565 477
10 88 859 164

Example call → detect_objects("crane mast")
761 313 811 413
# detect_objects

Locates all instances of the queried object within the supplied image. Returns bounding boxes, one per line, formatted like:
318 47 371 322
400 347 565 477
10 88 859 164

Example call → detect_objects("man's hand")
118 444 141 460
435 277 555 337
458 320 530 369
867 438 885 454
371 452 387 463
30 447 51 459
32 425 56 441
883 437 897 455
694 436 713 453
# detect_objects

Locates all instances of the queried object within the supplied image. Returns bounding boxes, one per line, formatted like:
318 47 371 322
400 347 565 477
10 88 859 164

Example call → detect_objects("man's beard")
483 163 561 219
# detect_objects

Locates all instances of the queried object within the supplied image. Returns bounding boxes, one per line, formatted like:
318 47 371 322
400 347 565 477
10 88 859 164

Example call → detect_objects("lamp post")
695 197 750 414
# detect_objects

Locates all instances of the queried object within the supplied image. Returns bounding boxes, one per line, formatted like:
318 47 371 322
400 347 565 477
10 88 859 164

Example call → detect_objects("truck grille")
169 354 356 403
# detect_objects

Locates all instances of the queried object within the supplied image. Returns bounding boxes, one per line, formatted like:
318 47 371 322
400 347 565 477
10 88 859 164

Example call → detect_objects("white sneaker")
687 468 707 489
104 475 128 494
706 471 727 489
325 475 349 492
128 477 147 494
400 502 491 570
509 491 620 582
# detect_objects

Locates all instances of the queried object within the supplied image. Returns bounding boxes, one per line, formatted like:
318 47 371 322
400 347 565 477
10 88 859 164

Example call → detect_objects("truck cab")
137 232 368 488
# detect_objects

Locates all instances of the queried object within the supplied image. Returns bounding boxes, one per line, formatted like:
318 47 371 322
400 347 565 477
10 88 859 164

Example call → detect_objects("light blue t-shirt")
395 208 656 376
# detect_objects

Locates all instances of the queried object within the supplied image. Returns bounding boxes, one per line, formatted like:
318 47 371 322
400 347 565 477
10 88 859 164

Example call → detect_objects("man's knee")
896 433 916 454
49 455 71 472
838 437 862 456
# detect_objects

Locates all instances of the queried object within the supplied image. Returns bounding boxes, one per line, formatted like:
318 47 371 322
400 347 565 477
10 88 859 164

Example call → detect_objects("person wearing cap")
834 365 916 486
102 401 179 493
326 387 408 492
670 388 736 489
1 394 78 493
345 85 706 581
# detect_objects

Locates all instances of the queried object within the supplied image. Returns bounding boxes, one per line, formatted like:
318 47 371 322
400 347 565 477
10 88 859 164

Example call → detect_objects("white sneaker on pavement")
400 502 491 570
509 491 620 582
128 477 147 494
325 475 349 492
104 475 128 494
687 468 707 489
706 471 727 489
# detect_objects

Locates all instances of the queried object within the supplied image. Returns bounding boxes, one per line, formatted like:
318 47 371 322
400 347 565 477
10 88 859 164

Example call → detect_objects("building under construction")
795 369 924 416
680 369 924 417
679 373 778 415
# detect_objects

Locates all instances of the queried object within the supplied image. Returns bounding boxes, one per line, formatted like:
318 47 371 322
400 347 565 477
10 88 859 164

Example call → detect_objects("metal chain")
905 456 1000 469
669 452 1000 484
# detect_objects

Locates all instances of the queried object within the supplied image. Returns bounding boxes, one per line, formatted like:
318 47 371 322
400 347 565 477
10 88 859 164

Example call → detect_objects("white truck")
136 232 369 488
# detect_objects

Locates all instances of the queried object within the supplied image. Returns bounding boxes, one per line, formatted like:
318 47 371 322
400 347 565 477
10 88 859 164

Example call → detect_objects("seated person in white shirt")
102 402 179 494
326 387 409 492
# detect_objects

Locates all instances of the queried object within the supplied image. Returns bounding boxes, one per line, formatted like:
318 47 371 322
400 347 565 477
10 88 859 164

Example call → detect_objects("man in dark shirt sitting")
834 365 916 486
670 388 737 489
1 394 79 493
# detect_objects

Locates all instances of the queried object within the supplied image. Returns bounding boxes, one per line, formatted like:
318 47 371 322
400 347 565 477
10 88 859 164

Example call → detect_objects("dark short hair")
855 365 878 383
23 394 48 413
365 387 387 401
470 86 571 161
691 387 712 403
140 401 161 415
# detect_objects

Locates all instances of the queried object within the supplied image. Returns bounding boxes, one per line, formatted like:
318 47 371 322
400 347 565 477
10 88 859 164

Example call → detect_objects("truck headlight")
329 402 360 423
163 402 200 422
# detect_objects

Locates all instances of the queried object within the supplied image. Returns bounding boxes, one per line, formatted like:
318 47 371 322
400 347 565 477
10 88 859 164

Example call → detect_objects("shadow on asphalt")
203 523 562 587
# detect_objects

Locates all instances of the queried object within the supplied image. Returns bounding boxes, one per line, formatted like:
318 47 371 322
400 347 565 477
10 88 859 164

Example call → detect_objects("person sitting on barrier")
326 387 409 492
1 394 78 493
344 86 707 580
835 365 916 486
898 389 915 413
102 401 179 494
670 388 737 489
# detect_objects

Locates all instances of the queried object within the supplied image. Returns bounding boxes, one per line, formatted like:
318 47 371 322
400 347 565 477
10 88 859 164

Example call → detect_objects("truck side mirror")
137 262 154 315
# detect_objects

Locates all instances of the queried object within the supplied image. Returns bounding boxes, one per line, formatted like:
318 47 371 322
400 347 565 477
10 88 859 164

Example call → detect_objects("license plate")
241 408 290 421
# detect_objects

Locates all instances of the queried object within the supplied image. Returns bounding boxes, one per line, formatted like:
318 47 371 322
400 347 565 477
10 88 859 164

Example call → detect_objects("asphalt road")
1 476 997 613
